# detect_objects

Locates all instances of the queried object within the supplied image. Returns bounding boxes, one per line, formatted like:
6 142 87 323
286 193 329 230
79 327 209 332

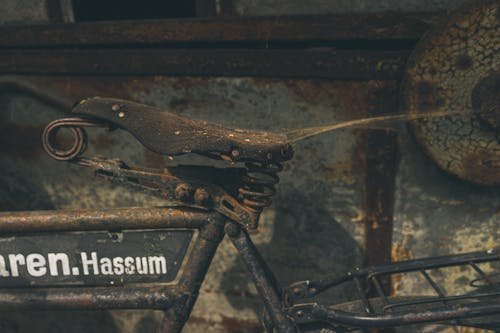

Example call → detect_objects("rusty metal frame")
0 12 440 80
0 13 439 46
283 249 500 330
0 207 226 332
225 222 297 332
0 48 410 80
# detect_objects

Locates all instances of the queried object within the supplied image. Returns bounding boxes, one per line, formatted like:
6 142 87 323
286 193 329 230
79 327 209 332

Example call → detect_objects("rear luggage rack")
284 249 500 330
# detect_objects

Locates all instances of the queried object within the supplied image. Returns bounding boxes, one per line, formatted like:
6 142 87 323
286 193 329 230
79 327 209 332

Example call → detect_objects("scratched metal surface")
232 0 466 15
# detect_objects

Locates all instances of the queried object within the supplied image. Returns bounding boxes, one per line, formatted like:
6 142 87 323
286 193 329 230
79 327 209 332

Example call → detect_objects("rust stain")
283 79 333 105
391 242 414 289
366 80 399 111
361 83 400 297
170 77 208 91
317 161 359 182
15 76 150 104
391 242 414 262
354 81 406 224
188 314 262 332
283 79 372 120
142 148 168 168
461 150 499 186
352 129 368 175
456 328 492 333
436 236 455 249
90 132 115 151
0 122 44 160
415 80 445 111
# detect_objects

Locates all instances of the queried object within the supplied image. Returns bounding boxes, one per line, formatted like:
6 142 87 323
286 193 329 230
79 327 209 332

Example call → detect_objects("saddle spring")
44 117 283 225
239 161 283 214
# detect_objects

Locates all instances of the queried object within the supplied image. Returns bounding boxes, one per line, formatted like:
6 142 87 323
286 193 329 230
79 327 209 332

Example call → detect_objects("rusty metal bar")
290 301 500 328
354 276 374 314
382 292 500 312
371 275 390 306
0 207 208 232
0 285 180 310
0 13 440 47
160 213 226 333
0 49 408 79
363 129 399 295
420 270 448 301
470 263 499 291
225 222 296 333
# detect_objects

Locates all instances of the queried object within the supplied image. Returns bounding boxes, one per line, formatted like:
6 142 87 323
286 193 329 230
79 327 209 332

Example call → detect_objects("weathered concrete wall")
0 1 497 333
0 0 49 24
392 132 499 297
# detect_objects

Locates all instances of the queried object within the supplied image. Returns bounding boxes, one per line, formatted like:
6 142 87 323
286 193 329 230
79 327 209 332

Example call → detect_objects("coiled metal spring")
239 161 283 213
42 117 108 161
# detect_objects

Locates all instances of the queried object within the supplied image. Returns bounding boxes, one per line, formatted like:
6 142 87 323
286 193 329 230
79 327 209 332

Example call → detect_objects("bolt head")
175 183 193 201
194 188 211 205
224 223 240 237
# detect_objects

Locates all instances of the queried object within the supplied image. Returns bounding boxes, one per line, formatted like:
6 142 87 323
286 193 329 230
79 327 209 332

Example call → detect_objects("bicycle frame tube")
226 222 297 333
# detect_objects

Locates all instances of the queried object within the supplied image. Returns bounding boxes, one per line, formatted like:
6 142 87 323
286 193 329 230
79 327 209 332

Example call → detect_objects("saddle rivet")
231 148 240 158
111 104 121 111
296 310 304 318
118 112 125 118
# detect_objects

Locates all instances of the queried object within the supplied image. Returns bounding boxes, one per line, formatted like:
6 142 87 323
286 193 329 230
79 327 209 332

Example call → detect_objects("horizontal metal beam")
0 49 409 79
0 207 209 232
0 285 180 309
0 13 440 47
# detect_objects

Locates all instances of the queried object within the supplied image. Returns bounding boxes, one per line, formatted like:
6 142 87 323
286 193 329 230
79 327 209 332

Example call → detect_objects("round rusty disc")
402 0 500 185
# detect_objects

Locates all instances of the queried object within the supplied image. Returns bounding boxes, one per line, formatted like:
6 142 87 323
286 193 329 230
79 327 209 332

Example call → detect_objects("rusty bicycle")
23 93 497 333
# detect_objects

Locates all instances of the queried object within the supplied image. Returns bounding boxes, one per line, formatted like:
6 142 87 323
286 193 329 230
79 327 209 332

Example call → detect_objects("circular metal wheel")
401 0 500 186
